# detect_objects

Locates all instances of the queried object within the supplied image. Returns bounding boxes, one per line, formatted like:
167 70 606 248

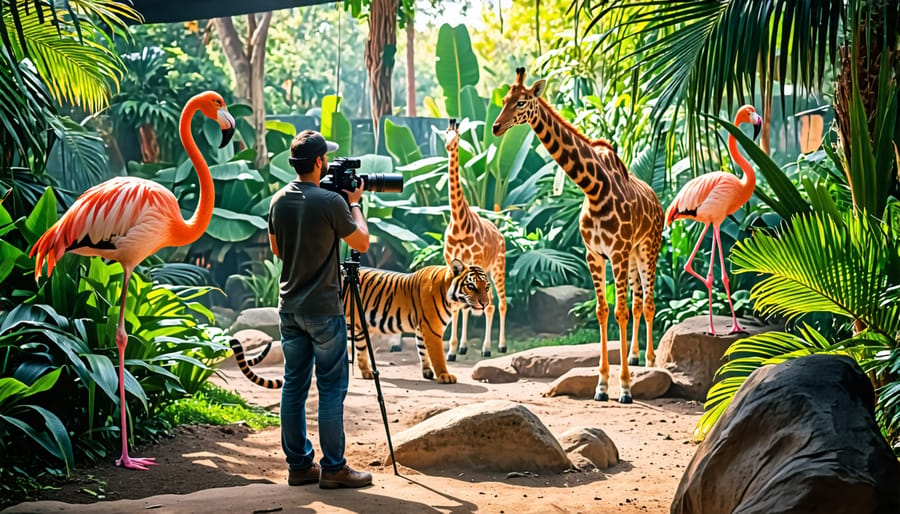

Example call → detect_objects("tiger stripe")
229 338 283 389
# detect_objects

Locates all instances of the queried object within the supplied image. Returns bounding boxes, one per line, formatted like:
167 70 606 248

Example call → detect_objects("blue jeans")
279 312 349 472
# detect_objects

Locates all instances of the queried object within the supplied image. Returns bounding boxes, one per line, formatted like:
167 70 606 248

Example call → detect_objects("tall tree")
213 13 272 168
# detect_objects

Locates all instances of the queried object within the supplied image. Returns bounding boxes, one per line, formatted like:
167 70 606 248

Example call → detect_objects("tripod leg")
348 267 399 476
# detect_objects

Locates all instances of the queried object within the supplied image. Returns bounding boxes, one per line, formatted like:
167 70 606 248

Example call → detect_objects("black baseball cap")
289 130 339 163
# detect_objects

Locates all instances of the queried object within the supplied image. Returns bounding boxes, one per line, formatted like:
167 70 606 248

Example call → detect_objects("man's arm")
342 179 370 253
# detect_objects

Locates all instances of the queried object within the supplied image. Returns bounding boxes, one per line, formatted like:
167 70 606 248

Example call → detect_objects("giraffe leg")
683 223 717 335
493 252 508 353
628 258 643 366
586 251 610 401
459 309 470 355
115 267 156 470
714 225 746 334
638 238 660 367
447 308 460 361
481 302 495 357
612 258 633 404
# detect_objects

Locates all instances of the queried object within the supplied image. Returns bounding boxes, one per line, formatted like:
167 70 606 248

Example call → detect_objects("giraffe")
443 118 508 359
492 68 663 403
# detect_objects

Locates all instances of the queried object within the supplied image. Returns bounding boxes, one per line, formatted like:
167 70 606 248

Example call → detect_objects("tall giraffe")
443 118 508 359
492 68 663 403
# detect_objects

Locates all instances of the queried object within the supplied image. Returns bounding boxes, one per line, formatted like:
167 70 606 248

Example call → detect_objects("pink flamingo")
665 105 762 336
30 91 235 470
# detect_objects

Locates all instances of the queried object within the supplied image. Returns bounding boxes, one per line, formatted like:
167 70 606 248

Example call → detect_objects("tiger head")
448 259 492 312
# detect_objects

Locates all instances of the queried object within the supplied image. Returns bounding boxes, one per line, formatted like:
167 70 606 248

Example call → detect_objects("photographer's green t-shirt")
268 181 357 315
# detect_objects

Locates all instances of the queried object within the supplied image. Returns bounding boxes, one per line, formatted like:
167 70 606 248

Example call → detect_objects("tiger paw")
422 368 435 380
437 373 457 384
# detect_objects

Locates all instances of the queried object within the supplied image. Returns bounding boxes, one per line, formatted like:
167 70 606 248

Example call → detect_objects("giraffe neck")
531 98 617 193
447 143 472 225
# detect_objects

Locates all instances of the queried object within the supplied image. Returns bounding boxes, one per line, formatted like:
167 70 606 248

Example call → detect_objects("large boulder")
656 315 777 401
389 400 572 473
229 307 281 340
510 343 620 378
543 366 672 400
471 344 621 383
528 285 593 333
672 355 900 514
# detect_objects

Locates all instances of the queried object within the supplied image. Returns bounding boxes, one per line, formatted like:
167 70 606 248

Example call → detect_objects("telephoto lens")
362 173 404 193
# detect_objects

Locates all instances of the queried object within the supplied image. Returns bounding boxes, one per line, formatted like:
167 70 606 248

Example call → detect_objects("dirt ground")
7 341 704 514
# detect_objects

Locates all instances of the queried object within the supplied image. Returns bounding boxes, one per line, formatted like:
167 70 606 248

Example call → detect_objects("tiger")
229 338 282 388
230 259 492 387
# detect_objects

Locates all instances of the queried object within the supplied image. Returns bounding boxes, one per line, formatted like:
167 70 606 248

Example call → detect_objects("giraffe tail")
229 338 283 389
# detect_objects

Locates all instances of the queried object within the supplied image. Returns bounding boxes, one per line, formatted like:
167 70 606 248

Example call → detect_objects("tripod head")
341 249 362 281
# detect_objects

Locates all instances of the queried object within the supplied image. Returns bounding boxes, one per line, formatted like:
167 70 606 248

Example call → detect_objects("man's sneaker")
319 465 373 489
288 464 320 486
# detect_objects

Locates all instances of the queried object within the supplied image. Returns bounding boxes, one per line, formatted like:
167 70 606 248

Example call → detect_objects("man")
268 129 372 489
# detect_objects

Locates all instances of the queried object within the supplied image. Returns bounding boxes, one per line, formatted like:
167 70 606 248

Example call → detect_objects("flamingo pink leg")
713 225 746 334
114 267 156 470
683 223 717 335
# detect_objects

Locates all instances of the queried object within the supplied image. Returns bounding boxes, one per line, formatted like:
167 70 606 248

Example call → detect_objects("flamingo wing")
31 177 180 277
665 172 742 225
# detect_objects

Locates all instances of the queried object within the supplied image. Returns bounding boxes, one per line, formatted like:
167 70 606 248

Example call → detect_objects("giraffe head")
491 67 547 136
736 105 763 139
446 118 459 154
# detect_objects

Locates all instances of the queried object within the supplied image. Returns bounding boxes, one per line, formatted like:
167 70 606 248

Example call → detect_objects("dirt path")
6 347 702 513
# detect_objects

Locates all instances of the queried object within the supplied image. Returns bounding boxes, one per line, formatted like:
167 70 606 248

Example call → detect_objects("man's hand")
344 177 365 205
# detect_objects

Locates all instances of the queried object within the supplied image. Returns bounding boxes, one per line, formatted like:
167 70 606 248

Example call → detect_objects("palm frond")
584 0 844 173
731 211 900 341
47 116 109 193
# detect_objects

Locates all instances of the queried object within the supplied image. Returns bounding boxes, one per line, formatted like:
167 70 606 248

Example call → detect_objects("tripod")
342 249 399 475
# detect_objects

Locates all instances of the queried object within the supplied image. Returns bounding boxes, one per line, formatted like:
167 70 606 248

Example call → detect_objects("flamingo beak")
219 109 236 148
751 112 762 140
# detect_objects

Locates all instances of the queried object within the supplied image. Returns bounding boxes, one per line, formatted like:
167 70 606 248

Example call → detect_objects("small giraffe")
492 68 663 403
443 118 508 359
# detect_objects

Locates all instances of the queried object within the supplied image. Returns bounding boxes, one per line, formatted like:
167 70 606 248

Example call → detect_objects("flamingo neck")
173 97 214 246
729 120 756 192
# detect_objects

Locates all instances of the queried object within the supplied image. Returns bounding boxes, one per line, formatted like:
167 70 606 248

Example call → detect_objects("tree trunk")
365 0 399 144
213 13 272 168
139 124 160 163
833 10 884 191
405 16 415 117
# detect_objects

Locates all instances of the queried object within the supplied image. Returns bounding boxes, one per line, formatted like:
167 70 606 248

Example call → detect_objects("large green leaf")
435 24 480 118
384 119 423 165
206 208 267 242
458 85 486 126
489 125 535 210
321 95 352 156
20 186 58 244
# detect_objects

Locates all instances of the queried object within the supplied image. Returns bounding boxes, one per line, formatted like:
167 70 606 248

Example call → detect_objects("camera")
320 157 404 194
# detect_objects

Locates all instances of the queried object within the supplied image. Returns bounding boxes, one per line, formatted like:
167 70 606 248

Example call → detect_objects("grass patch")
507 327 602 353
160 383 279 430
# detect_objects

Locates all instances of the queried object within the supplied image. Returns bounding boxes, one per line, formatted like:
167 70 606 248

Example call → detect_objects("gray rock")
657 315 777 401
510 343 620 378
630 368 673 399
672 355 900 514
528 285 592 333
389 400 572 473
542 366 670 399
558 427 618 470
471 355 519 383
230 307 281 341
